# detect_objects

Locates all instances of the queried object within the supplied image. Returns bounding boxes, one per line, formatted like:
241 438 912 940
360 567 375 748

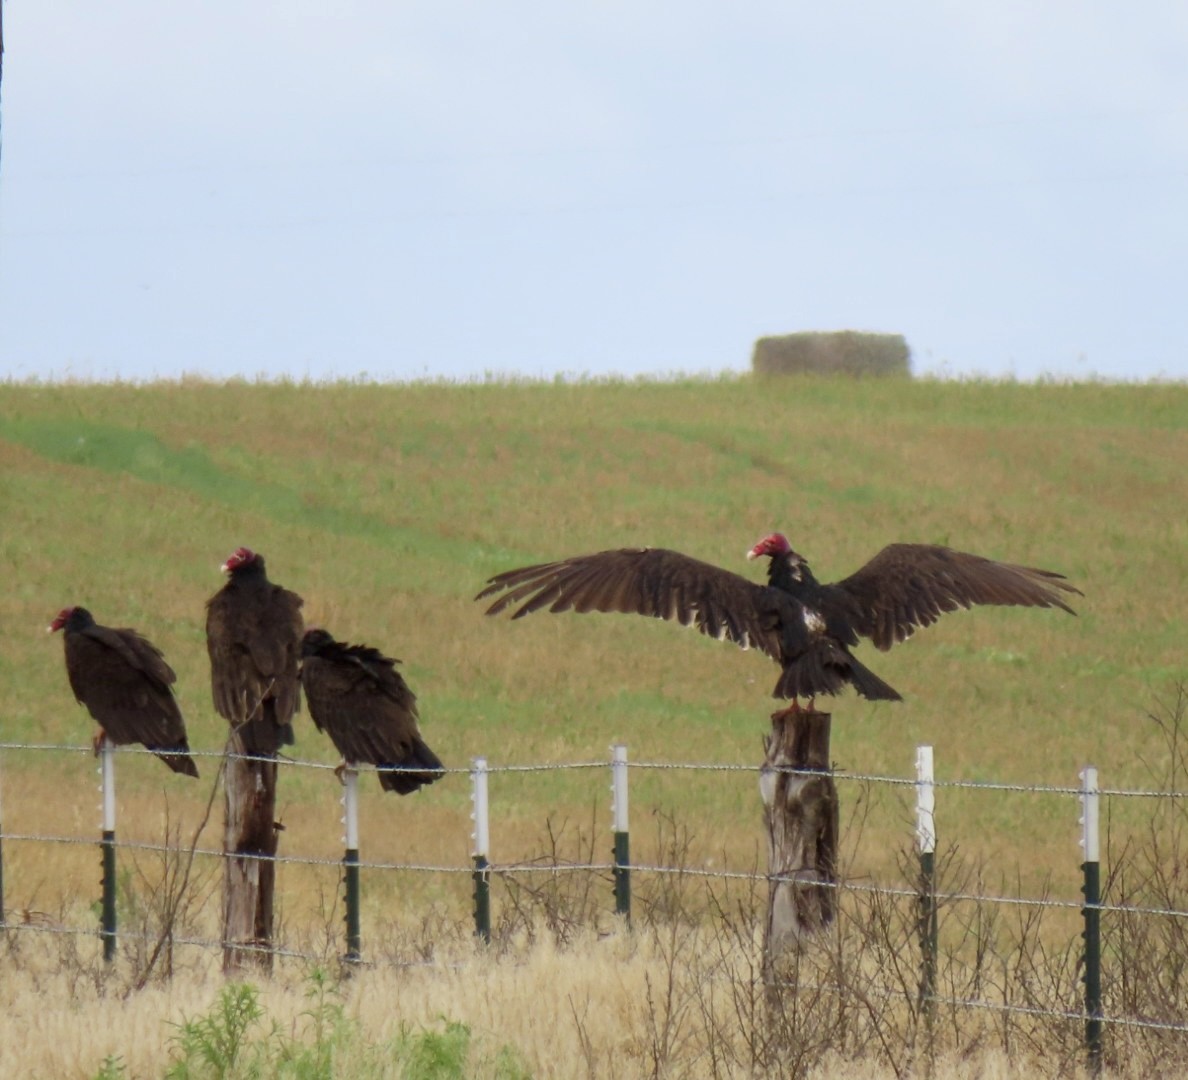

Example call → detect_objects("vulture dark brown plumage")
299 629 445 794
477 533 1081 707
205 547 304 756
49 606 199 777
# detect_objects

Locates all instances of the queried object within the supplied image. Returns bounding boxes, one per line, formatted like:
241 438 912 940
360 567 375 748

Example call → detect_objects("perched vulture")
477 533 1081 709
49 606 199 777
299 629 445 794
206 547 304 756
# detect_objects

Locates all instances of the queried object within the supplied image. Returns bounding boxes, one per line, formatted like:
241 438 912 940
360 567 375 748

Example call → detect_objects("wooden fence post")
760 708 838 968
222 737 280 972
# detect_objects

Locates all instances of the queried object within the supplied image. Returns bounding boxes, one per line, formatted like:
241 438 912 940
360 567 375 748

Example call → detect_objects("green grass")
1 374 1186 915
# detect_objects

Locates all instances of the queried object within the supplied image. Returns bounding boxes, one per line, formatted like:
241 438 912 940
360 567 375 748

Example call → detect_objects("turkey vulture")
299 629 445 794
206 547 304 756
49 607 199 777
477 533 1081 707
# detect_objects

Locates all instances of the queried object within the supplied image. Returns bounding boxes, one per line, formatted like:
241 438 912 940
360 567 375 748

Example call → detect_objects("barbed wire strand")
6 742 1188 1043
4 740 1188 798
4 827 1188 922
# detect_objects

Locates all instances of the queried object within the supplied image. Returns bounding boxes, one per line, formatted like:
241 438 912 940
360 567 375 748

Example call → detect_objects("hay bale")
751 331 911 377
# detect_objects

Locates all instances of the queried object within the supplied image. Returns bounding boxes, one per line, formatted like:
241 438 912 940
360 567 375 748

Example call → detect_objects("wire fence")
3 738 1188 1060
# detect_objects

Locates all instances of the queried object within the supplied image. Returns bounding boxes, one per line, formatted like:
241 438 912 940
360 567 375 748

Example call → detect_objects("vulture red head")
747 533 793 561
220 547 258 574
48 606 81 633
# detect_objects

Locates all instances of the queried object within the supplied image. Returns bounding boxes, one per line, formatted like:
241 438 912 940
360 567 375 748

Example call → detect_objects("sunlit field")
0 374 1185 1076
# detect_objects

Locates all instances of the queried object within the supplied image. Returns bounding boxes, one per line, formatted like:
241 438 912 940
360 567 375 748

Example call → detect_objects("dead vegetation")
3 692 1188 1077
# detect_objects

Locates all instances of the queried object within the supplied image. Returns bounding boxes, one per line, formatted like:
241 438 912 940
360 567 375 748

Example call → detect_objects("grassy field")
0 374 1185 1076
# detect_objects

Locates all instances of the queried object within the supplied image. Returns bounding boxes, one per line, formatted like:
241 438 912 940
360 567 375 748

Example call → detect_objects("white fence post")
341 767 361 963
611 744 630 923
99 738 117 962
916 745 937 1013
471 757 491 943
1080 765 1103 1075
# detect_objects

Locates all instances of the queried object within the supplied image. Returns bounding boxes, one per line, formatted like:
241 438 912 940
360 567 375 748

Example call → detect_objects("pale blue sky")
1 3 1185 383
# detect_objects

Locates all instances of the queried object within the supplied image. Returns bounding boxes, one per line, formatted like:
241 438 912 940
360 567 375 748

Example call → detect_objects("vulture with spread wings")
477 533 1081 708
300 629 445 794
206 547 304 756
50 606 199 777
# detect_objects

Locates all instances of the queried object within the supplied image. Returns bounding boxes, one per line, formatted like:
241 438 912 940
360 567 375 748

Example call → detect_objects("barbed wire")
5 825 1188 924
4 740 1188 799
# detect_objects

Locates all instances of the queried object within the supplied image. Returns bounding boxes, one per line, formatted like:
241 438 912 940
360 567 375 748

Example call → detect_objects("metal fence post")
916 745 938 1018
1080 765 1103 1077
611 744 631 925
99 739 117 963
471 757 491 944
341 766 361 965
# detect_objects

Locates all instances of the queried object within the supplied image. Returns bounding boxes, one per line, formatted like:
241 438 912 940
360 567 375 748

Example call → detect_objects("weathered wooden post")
222 738 280 972
760 707 838 969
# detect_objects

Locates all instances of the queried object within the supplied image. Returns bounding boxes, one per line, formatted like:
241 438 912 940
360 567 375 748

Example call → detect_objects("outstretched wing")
831 544 1081 651
477 547 787 661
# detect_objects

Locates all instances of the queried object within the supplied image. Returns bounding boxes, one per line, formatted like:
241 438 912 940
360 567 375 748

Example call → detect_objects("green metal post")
918 849 938 1009
101 830 117 963
1081 766 1103 1077
343 849 361 963
613 832 631 922
916 746 937 1017
473 854 491 943
341 767 361 965
471 757 491 943
100 740 116 963
612 745 631 925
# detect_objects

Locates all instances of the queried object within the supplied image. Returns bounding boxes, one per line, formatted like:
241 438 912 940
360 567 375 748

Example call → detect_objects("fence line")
5 740 1188 799
4 739 1188 1070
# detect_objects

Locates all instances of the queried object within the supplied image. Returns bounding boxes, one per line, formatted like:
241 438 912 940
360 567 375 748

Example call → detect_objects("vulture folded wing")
107 626 178 688
477 547 784 660
66 632 187 749
206 587 304 723
833 543 1082 651
302 653 420 766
